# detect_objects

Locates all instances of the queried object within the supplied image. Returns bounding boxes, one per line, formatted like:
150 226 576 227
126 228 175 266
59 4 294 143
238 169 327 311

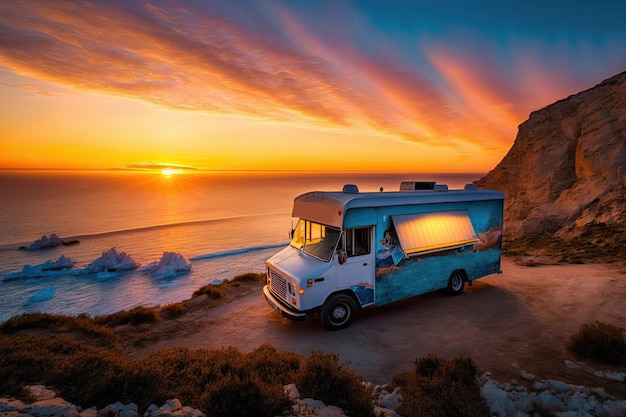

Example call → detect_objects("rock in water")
476 71 626 262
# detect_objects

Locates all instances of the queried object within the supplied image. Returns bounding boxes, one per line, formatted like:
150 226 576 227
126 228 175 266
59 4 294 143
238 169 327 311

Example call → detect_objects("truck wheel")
447 271 465 295
321 294 355 330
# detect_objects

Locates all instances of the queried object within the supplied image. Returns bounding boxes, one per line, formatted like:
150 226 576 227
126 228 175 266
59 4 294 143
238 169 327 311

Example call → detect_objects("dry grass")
567 321 626 365
0 318 373 417
503 223 626 268
391 355 490 417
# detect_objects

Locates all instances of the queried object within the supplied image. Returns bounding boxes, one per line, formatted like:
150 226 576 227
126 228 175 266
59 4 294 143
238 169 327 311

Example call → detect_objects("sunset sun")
161 168 182 177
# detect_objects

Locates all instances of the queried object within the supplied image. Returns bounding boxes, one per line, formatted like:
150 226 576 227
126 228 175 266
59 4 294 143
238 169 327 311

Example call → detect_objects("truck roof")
292 183 504 228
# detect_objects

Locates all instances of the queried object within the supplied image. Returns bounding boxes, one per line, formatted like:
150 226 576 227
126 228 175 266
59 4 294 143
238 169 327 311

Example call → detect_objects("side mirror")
337 251 347 265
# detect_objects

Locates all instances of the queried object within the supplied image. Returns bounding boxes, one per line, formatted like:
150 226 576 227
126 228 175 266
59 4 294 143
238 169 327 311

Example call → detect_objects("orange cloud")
425 49 520 149
1 1 624 171
0 1 502 153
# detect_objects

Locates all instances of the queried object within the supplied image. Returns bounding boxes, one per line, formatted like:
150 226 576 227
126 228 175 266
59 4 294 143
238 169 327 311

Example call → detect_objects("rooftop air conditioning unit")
399 181 436 191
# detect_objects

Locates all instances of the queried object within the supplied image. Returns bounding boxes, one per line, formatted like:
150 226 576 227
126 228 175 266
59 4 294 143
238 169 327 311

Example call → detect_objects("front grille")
269 268 288 300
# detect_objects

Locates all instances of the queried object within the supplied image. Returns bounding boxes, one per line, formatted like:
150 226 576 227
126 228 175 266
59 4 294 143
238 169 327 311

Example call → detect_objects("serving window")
392 210 478 256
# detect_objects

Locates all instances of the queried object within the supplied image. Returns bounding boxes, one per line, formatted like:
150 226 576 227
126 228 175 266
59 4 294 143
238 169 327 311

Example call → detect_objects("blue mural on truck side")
374 201 503 307
350 283 374 306
375 248 501 306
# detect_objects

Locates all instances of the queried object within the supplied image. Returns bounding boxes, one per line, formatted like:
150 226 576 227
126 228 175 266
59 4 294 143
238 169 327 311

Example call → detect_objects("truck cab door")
335 227 375 304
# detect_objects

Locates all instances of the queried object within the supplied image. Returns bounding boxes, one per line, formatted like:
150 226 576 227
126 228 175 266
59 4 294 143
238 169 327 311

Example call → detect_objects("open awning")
392 210 479 257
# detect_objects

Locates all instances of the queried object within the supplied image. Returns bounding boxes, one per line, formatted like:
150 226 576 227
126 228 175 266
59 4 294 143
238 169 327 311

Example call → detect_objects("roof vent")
399 181 436 191
434 184 448 191
464 183 478 190
342 184 359 193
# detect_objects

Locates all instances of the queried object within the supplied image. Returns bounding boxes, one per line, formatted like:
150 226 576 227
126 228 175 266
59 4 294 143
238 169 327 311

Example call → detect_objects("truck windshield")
290 219 341 262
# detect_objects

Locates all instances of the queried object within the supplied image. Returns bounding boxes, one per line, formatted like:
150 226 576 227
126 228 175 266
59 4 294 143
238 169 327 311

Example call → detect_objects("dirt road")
130 258 626 390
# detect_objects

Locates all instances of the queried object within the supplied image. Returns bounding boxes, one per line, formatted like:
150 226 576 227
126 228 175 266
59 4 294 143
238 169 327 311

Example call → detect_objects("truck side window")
346 227 371 257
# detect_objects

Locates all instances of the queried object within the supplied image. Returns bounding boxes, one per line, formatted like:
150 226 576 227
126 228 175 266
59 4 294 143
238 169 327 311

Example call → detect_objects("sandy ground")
129 258 626 395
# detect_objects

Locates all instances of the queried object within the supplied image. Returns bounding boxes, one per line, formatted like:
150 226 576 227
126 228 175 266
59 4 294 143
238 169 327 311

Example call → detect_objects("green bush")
391 354 490 417
567 321 626 365
294 351 374 417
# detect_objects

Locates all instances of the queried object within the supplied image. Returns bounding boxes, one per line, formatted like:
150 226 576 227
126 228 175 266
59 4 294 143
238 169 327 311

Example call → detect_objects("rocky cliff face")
476 71 626 263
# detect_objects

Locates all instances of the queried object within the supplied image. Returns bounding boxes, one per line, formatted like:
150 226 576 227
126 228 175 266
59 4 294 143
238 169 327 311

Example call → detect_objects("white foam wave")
190 242 288 261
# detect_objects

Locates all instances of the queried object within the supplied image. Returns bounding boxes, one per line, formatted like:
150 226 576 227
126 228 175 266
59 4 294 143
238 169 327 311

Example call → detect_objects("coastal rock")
0 395 204 417
3 255 75 281
2 376 626 417
476 71 626 261
20 234 80 250
141 252 191 279
24 397 82 417
21 234 63 250
70 248 140 277
291 398 346 417
26 385 56 401
479 372 626 417
98 401 138 417
144 399 205 417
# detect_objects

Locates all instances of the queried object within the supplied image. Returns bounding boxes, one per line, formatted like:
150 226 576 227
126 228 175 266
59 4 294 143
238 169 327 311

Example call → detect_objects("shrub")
391 354 490 417
95 306 162 327
232 272 265 283
0 312 67 333
244 344 301 386
160 302 188 319
138 345 294 416
294 351 374 417
199 371 290 417
1 334 296 416
0 333 133 406
192 285 223 299
567 321 626 365
0 312 117 347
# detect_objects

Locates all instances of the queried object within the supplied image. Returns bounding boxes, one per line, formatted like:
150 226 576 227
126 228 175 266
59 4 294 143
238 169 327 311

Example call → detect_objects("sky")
1 0 625 173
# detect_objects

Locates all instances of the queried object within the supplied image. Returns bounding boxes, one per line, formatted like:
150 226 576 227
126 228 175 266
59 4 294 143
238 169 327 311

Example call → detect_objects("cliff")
476 71 626 264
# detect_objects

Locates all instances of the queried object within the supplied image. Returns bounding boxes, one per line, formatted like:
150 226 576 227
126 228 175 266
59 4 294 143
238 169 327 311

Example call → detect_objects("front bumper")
263 285 306 321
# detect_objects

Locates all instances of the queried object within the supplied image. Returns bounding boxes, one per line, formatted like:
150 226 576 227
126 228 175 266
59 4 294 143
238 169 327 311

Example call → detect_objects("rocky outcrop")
476 71 626 263
0 384 402 417
480 371 626 417
5 373 626 417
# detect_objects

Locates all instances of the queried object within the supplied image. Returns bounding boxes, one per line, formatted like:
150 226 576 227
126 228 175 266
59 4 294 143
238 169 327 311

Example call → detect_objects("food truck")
263 181 504 330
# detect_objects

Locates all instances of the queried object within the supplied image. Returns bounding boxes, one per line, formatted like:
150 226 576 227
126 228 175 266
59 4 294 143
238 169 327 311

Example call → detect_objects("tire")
321 294 356 330
447 271 465 295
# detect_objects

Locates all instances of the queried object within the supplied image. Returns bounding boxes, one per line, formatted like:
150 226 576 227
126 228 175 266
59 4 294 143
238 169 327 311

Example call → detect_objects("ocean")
0 170 483 323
